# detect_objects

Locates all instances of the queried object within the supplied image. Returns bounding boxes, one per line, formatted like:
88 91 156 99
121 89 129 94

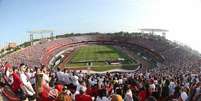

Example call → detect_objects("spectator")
75 86 92 101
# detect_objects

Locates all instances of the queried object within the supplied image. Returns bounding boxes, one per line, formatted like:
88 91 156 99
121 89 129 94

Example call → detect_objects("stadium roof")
27 29 53 34
140 28 168 32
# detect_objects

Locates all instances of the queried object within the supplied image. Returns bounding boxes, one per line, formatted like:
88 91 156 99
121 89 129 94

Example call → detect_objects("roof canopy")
27 29 53 34
140 28 168 32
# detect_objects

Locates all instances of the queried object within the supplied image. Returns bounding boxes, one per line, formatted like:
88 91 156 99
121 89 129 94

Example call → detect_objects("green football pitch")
65 45 138 71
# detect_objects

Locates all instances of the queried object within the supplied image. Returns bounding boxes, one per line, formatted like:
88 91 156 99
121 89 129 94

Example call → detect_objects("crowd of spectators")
2 34 201 71
113 34 201 69
0 34 201 101
1 38 75 67
0 61 200 101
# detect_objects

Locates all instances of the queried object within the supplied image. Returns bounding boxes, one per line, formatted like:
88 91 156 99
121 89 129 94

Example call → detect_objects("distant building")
8 42 17 48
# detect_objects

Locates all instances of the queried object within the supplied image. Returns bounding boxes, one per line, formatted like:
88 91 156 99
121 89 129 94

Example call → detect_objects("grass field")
65 45 137 71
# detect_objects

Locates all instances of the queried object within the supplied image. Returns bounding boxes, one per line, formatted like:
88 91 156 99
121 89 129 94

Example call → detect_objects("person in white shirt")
124 86 133 101
169 80 176 96
29 70 36 85
179 88 188 101
63 69 71 85
149 83 156 93
25 68 36 85
72 75 79 86
56 68 64 82
6 67 13 85
96 89 109 101
19 64 35 96
118 78 123 85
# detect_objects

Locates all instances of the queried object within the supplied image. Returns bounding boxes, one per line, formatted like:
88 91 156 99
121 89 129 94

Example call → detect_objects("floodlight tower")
140 28 168 38
27 29 54 46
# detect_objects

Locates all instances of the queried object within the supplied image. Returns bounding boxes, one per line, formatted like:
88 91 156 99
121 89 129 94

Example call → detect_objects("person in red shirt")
86 86 93 96
75 86 92 101
11 67 26 100
11 67 22 92
55 82 64 93
138 87 148 101
4 62 12 70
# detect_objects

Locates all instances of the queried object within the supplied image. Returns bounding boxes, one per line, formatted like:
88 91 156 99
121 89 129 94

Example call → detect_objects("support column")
30 33 33 46
50 32 54 40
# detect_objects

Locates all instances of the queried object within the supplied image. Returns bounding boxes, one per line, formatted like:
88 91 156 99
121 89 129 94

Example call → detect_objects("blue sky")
0 0 201 52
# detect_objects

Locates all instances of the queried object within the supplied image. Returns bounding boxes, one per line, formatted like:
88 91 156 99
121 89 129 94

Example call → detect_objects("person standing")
75 86 92 101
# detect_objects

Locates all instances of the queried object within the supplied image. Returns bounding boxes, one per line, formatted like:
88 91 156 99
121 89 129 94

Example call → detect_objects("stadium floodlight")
27 29 54 45
27 29 53 34
139 28 168 37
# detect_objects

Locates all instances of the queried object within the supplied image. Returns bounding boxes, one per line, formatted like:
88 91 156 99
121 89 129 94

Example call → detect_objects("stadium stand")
0 33 200 101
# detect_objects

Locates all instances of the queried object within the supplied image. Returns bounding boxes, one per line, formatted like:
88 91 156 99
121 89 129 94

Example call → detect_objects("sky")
0 0 201 52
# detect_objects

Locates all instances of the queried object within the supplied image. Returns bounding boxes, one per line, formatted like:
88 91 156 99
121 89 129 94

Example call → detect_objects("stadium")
0 32 201 101
0 0 201 100
1 32 201 71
